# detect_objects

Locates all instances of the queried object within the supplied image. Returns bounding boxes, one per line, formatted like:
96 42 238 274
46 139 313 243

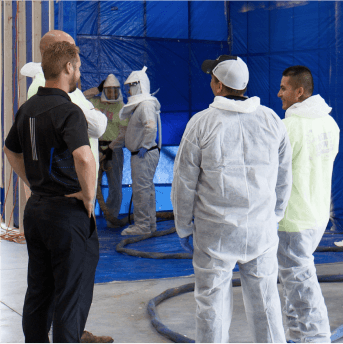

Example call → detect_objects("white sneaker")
121 225 150 236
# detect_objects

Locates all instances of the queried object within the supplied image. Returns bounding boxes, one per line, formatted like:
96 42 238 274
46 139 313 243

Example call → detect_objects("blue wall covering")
230 1 343 231
63 0 229 214
50 1 343 231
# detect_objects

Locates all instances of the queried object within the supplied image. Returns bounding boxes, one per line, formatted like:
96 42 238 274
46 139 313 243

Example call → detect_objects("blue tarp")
95 217 343 283
69 1 230 215
54 0 343 230
229 1 343 231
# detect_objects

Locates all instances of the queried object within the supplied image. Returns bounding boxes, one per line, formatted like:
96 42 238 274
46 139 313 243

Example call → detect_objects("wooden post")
49 0 54 31
18 1 27 233
3 1 13 228
0 1 3 190
32 0 42 63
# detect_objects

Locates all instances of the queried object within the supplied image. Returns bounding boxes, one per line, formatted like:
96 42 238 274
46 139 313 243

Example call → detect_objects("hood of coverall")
285 95 332 119
20 62 43 78
120 66 159 120
210 95 261 114
101 74 123 103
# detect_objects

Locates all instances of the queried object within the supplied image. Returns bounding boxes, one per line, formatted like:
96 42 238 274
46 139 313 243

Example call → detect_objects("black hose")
146 230 343 342
148 272 343 343
116 228 343 259
316 246 343 252
128 194 133 225
116 227 192 259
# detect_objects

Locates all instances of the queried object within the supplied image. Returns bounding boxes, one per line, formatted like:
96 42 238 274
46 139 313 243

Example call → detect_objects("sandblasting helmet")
124 66 150 97
101 74 123 103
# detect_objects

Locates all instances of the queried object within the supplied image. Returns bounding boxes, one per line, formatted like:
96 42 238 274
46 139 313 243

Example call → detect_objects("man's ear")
216 81 223 96
296 86 305 101
65 61 74 75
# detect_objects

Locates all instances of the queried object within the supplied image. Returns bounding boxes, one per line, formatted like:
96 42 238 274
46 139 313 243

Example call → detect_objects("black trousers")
22 195 99 343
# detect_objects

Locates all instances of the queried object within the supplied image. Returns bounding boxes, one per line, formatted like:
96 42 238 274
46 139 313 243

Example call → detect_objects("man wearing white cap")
171 55 293 342
84 74 129 227
119 67 162 236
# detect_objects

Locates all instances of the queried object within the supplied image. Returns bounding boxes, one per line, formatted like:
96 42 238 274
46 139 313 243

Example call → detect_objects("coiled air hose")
115 228 343 343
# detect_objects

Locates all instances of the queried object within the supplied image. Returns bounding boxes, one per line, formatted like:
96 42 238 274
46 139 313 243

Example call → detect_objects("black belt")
99 140 112 146
131 146 159 156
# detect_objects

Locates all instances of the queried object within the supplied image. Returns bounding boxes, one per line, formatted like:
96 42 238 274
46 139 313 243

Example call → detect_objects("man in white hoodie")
171 55 293 343
277 66 340 343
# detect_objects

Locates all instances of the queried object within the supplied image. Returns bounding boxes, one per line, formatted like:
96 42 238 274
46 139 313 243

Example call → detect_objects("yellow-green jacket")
89 97 128 151
279 95 340 232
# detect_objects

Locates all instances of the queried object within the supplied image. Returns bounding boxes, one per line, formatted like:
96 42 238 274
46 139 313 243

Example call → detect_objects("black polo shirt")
5 87 90 197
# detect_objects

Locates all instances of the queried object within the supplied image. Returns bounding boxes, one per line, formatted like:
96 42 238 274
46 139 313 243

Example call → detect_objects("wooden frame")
3 1 13 228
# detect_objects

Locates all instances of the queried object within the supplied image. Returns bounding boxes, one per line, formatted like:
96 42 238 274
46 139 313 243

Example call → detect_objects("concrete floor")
1 239 343 343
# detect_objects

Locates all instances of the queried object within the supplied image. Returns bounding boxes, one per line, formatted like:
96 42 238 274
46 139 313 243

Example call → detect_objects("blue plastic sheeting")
97 146 178 214
55 2 77 40
190 2 228 41
146 2 188 39
229 1 343 232
95 146 177 216
51 0 343 233
100 2 144 37
95 217 343 283
76 1 98 36
314 233 343 264
41 2 49 37
95 184 172 216
95 218 195 283
75 0 229 148
121 146 177 185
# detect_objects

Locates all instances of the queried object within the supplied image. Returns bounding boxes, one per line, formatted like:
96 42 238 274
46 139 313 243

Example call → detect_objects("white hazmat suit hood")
119 66 159 120
119 66 162 151
20 62 43 78
101 74 123 103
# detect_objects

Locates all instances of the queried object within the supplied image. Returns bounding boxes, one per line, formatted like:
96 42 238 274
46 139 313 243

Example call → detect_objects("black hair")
282 65 314 96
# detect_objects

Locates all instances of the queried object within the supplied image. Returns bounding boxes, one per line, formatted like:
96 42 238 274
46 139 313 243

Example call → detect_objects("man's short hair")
212 74 247 96
282 66 314 96
42 41 80 80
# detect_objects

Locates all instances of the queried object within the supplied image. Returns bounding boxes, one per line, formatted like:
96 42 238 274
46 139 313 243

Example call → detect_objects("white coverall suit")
278 95 340 343
171 95 293 343
120 67 160 235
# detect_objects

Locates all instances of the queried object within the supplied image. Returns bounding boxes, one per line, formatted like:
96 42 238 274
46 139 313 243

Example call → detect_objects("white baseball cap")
201 55 249 90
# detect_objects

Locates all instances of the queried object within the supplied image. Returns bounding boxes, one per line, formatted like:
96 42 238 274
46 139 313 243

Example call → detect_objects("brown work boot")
81 330 114 343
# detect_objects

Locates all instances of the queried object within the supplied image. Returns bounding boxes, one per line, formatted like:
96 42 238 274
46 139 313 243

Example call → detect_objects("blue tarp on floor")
95 218 195 283
95 217 343 283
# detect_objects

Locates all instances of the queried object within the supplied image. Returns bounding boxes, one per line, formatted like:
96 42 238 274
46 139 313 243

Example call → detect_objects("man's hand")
138 147 148 159
179 235 194 253
65 192 93 218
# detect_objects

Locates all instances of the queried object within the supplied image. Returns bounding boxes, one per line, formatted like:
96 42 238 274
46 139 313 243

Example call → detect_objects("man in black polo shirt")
4 41 99 343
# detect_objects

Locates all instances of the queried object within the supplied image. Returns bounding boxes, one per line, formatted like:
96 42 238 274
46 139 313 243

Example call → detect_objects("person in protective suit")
277 66 340 343
84 74 129 227
119 66 161 236
172 55 293 343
